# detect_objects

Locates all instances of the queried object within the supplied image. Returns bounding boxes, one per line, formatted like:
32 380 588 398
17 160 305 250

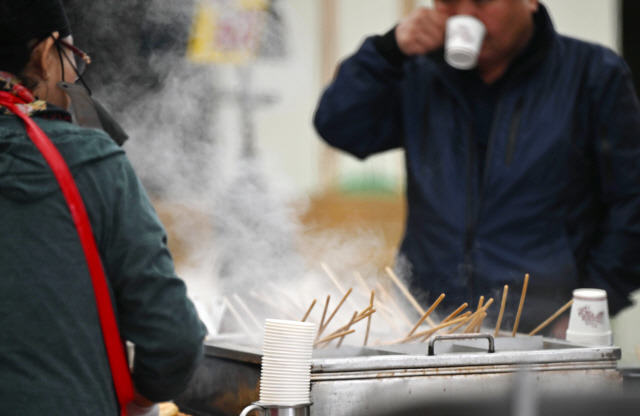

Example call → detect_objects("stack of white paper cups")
566 289 613 346
259 319 316 406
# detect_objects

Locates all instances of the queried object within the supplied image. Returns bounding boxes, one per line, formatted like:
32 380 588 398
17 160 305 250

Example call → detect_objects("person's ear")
31 31 60 81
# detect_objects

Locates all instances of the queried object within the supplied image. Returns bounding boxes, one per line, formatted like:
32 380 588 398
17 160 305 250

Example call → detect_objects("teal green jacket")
0 114 207 415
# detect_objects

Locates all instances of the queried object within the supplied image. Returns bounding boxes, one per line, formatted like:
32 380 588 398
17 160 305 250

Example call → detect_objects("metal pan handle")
428 333 495 355
239 404 264 416
239 402 312 416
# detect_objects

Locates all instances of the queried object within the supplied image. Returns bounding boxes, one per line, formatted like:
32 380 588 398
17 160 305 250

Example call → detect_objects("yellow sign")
187 0 269 64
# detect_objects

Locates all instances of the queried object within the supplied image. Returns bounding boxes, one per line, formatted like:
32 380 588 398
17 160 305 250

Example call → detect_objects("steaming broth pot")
174 334 625 416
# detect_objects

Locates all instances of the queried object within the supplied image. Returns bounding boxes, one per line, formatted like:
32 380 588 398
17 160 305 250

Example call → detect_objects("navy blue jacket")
314 5 640 327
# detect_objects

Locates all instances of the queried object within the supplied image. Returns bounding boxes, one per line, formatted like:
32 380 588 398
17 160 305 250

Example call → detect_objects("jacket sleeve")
584 53 640 315
313 36 408 159
80 149 207 401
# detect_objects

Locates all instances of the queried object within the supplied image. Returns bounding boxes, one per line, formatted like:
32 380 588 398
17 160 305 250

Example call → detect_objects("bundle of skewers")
220 263 574 349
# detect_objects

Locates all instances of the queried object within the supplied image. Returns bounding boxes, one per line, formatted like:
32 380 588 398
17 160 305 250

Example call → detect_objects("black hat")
0 0 71 46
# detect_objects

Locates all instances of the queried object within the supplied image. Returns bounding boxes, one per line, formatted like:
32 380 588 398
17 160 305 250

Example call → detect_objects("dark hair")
0 0 71 76
0 44 32 77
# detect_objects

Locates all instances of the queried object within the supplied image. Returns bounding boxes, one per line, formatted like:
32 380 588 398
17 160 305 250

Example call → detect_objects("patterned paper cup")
566 288 612 346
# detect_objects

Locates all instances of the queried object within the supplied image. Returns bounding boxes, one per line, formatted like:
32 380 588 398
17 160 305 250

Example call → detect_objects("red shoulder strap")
0 92 134 415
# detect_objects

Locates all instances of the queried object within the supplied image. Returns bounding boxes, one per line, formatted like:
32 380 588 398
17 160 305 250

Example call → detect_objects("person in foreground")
0 1 207 415
314 0 640 333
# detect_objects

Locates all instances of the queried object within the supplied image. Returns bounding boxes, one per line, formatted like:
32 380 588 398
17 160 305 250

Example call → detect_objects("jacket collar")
0 72 72 122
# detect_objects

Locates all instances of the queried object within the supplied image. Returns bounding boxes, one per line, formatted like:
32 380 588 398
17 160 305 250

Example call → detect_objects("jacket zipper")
505 99 524 165
436 14 552 299
464 120 478 298
465 92 523 294
599 125 614 190
430 74 478 290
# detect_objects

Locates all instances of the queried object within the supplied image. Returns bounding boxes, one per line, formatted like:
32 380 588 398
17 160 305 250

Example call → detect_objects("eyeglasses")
52 36 92 95
56 38 91 78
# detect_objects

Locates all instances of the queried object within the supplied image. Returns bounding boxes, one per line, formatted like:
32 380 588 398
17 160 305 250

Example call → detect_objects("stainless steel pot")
176 334 623 416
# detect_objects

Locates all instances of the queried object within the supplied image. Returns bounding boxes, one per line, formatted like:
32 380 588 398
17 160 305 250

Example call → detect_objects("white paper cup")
445 15 486 70
264 319 316 331
262 339 313 348
262 358 311 375
261 351 312 359
260 391 309 397
565 288 612 346
259 319 316 405
260 379 310 386
260 372 310 380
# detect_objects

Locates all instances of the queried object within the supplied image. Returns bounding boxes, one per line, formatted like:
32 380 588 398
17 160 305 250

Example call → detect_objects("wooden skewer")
494 285 509 337
390 316 465 344
321 262 347 293
441 302 469 324
232 293 262 331
321 262 360 310
375 302 404 337
464 312 487 333
385 267 436 327
420 311 471 341
396 314 469 343
222 296 257 343
364 290 374 346
351 282 399 338
354 271 371 295
528 299 573 336
316 305 377 347
315 329 356 345
323 316 358 338
407 293 445 337
320 288 353 335
511 273 529 337
337 311 358 347
452 311 472 321
355 305 374 321
477 298 494 330
330 307 376 332
445 312 474 334
357 308 376 322
376 282 414 328
473 296 485 332
316 295 331 340
336 308 376 333
368 284 403 317
476 312 488 332
268 282 303 311
385 266 423 314
249 290 298 320
301 299 317 322
463 298 494 333
316 298 376 340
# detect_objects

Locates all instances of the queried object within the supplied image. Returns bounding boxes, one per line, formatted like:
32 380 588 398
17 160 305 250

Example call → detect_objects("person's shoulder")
553 34 632 100
39 119 120 148
36 118 125 166
555 34 626 71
